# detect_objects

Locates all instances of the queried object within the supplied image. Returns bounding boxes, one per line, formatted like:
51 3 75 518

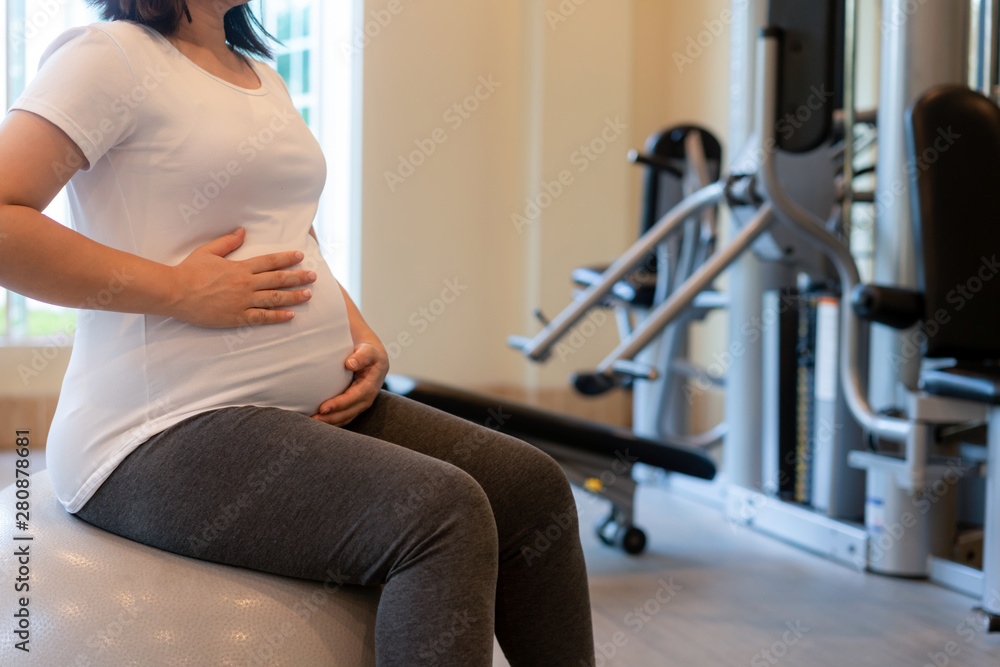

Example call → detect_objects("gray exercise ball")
0 470 378 665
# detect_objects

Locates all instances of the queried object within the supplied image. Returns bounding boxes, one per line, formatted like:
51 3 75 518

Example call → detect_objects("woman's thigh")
75 401 501 586
344 391 578 563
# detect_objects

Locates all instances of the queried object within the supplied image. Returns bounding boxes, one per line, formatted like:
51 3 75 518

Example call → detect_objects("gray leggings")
76 390 595 666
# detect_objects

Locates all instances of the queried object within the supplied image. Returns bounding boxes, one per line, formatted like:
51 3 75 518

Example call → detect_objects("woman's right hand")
167 227 316 328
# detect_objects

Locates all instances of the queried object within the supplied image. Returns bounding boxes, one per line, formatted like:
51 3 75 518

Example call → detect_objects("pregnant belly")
144 252 356 415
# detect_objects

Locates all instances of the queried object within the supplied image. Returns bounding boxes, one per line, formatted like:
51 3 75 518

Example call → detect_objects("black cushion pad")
922 365 1000 405
385 375 716 480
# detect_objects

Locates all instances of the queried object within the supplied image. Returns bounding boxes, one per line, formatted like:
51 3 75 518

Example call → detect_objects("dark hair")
86 1 277 59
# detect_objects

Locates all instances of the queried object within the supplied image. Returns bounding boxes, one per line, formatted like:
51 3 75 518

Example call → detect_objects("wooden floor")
493 481 1000 666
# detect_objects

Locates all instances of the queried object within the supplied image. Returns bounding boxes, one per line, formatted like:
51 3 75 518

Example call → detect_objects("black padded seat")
903 86 1000 411
922 365 1000 406
907 86 1000 360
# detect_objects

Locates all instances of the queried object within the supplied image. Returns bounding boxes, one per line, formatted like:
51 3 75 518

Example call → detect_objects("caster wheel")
616 525 646 555
973 608 1000 633
595 517 646 555
596 516 617 547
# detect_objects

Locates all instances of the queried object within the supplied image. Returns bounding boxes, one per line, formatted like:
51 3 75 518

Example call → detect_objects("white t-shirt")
10 21 356 513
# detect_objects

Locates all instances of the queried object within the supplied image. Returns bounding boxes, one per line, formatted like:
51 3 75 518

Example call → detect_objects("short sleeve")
9 24 139 171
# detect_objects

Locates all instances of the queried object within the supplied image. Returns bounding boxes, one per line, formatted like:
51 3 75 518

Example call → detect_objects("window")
2 0 101 343
259 0 361 300
1 0 360 343
262 0 318 126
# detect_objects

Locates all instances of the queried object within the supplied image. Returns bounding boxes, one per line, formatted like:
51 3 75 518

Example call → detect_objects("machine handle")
571 372 619 396
850 284 925 330
507 335 532 351
627 149 684 178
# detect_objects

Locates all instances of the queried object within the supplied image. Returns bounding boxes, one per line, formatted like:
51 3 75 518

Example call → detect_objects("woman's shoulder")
84 19 157 41
27 21 161 91
41 20 170 66
85 20 174 56
86 21 281 87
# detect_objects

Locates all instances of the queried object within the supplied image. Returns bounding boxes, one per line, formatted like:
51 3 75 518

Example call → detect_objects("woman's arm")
339 284 388 355
0 110 315 327
307 225 386 352
310 227 390 426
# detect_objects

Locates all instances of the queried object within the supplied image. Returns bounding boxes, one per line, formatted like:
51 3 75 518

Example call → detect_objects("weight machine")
503 0 1000 630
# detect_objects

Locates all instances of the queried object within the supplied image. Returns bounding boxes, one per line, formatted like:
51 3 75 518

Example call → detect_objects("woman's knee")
516 443 577 506
480 442 585 567
400 465 499 553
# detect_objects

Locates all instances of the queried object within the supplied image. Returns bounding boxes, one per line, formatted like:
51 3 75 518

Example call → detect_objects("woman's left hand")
311 342 389 427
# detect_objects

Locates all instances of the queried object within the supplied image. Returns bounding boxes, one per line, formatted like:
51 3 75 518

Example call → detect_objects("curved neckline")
144 26 269 96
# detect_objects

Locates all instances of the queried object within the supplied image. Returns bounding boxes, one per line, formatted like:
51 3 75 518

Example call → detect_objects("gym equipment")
0 471 380 664
508 0 880 556
509 0 1000 630
509 1 845 399
571 125 728 449
385 375 716 555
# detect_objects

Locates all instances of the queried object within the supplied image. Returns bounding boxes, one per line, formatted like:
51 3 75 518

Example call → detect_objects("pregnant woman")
0 1 595 664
